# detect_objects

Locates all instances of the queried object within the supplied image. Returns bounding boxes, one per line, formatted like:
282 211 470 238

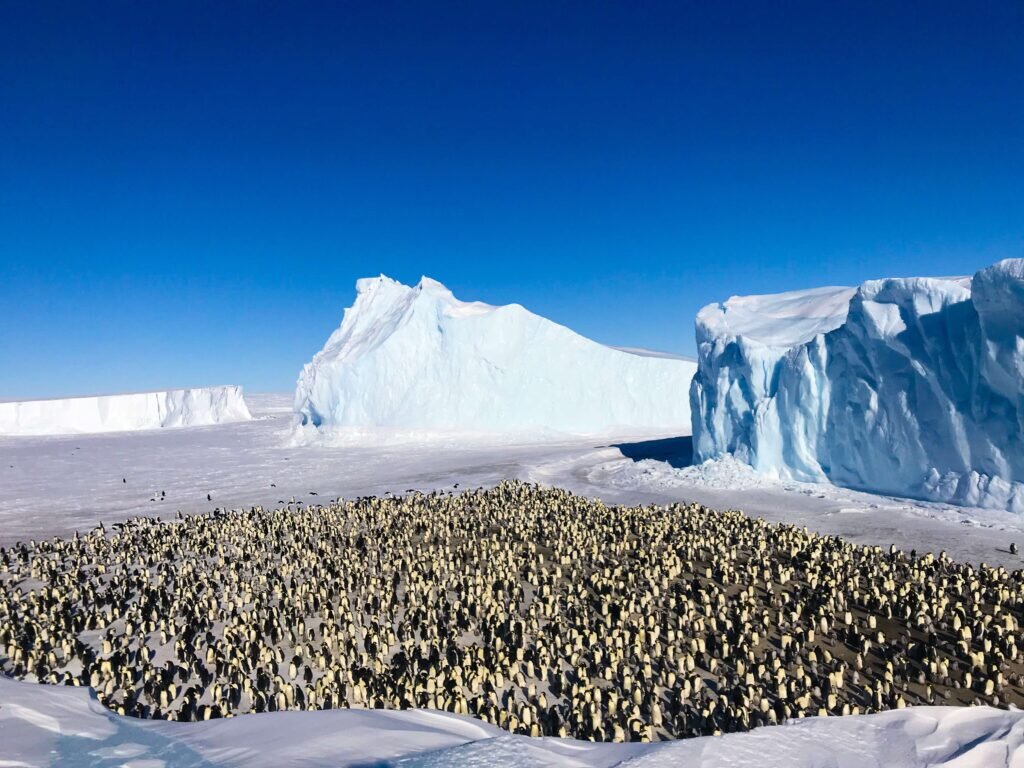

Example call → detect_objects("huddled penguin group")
2 481 1024 742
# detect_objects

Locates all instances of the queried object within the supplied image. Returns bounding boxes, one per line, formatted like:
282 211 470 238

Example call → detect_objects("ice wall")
0 386 252 436
295 276 696 435
691 259 1024 512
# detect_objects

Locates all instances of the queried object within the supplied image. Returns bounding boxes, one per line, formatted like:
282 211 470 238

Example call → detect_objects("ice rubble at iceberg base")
691 258 1024 513
294 275 696 438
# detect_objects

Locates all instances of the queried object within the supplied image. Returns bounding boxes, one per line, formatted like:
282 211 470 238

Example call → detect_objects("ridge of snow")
0 386 252 437
691 259 1024 512
3 676 1024 767
294 276 696 435
610 346 695 362
697 284 857 349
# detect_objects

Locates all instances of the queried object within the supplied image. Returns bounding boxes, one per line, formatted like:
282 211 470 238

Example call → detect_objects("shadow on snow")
610 435 693 469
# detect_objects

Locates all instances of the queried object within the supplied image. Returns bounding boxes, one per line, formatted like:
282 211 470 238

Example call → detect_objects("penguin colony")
2 481 1024 742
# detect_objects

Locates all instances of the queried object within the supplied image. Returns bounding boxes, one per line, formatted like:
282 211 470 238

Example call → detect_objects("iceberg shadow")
611 435 693 469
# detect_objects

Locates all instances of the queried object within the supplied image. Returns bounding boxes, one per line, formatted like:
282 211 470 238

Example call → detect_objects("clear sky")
2 1 1022 398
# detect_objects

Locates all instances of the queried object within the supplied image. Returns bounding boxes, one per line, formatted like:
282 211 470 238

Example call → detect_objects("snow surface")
6 397 1024 764
3 394 1024 567
691 259 1024 513
293 276 696 436
541 448 1024 568
609 346 696 361
3 675 1024 768
694 284 856 348
0 386 252 437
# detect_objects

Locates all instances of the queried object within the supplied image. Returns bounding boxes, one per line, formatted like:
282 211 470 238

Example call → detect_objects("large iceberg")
294 276 695 435
691 258 1024 512
0 385 252 436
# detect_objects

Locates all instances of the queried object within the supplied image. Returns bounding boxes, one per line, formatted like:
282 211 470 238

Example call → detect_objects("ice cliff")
691 258 1024 512
295 276 695 435
0 386 252 436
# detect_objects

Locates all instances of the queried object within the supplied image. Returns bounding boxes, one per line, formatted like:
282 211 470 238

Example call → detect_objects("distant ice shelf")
0 385 252 436
294 276 696 436
691 258 1024 512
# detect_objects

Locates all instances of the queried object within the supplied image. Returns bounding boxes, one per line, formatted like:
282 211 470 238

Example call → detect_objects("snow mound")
0 386 252 436
691 259 1024 512
695 284 856 348
3 676 1024 767
294 276 696 435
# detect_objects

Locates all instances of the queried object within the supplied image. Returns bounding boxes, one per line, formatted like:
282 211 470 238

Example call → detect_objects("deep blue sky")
2 1 1022 398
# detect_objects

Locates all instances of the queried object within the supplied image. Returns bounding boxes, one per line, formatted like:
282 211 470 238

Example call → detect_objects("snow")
691 259 1024 513
3 395 1024 566
3 676 1024 768
293 276 696 436
5 394 1024 764
609 346 696 361
0 386 252 437
544 448 1024 567
695 284 855 348
0 393 681 544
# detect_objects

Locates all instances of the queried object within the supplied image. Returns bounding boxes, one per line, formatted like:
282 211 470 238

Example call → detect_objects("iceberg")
0 385 252 436
691 258 1024 512
294 276 695 435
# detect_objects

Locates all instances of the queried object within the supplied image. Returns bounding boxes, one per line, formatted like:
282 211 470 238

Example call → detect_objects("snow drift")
0 386 252 436
691 258 1024 512
295 276 695 436
3 676 1024 768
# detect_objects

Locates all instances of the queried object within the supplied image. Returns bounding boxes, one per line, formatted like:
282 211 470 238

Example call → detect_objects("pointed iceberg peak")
294 276 696 434
353 275 460 309
416 276 450 293
354 274 406 296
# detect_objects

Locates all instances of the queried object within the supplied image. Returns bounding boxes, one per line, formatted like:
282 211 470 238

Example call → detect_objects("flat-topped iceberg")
294 276 695 436
0 385 252 436
691 259 1024 512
